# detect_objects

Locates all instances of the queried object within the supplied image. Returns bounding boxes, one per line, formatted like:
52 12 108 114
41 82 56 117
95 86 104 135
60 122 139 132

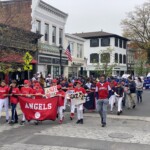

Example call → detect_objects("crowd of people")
0 72 144 127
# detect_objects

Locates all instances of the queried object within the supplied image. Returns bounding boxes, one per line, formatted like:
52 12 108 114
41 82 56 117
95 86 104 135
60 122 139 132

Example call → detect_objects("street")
0 91 150 150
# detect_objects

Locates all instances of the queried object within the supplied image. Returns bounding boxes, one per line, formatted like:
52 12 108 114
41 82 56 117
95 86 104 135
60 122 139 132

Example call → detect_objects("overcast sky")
43 0 145 36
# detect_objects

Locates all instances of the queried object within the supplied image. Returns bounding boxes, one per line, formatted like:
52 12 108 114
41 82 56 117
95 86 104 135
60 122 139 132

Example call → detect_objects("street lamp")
59 45 63 76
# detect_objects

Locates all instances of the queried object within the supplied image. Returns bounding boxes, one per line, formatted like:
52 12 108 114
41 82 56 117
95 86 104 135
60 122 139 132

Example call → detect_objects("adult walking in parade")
127 76 136 109
96 74 111 127
136 77 143 103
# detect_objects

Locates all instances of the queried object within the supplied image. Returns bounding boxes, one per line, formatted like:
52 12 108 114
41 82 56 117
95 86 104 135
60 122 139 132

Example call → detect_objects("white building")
64 33 86 78
74 31 128 77
31 0 68 78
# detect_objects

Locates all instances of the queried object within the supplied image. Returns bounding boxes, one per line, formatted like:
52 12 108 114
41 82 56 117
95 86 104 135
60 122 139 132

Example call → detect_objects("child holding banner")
74 80 86 124
9 80 20 125
56 85 66 124
20 80 33 125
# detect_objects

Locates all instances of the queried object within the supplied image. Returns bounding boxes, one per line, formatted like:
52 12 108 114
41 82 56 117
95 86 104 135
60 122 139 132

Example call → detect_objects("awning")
0 53 37 64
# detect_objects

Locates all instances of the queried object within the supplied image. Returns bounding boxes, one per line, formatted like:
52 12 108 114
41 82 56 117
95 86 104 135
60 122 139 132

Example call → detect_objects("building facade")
0 0 68 78
64 33 86 78
32 0 68 78
74 31 128 77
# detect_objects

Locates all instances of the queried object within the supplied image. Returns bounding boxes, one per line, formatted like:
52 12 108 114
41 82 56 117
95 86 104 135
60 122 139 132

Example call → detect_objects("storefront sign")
39 56 68 65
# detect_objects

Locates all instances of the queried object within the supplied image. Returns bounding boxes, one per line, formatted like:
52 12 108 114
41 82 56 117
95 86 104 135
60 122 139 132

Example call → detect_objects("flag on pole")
65 45 72 62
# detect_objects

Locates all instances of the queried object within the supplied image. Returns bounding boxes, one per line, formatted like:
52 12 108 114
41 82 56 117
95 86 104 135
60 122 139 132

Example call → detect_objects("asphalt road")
0 90 150 150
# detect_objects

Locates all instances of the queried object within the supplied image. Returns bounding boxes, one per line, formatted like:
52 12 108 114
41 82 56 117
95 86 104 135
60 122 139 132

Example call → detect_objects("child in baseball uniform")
74 80 86 124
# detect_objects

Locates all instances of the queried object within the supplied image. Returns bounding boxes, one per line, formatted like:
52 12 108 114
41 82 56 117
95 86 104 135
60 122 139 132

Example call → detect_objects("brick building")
0 0 32 31
0 0 68 78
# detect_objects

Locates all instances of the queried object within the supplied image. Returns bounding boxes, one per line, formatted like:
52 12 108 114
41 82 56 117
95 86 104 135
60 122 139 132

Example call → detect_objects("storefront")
38 43 68 78
0 24 41 83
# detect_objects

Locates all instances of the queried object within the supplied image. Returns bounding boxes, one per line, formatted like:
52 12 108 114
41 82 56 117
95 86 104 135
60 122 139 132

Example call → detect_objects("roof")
73 31 129 41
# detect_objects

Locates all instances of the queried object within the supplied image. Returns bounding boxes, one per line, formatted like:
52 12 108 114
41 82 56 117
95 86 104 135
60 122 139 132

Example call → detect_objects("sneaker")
20 121 25 125
59 120 63 124
14 121 18 124
6 120 9 123
101 123 106 127
76 120 81 124
132 105 136 109
9 121 14 125
80 119 83 124
117 111 120 115
70 113 74 120
120 110 123 114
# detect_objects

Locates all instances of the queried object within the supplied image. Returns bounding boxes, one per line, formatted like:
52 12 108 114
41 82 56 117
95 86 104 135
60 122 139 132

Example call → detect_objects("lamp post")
59 45 63 76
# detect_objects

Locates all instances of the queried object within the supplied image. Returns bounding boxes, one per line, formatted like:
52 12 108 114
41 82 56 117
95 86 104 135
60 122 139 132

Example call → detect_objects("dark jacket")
115 86 124 97
128 81 136 93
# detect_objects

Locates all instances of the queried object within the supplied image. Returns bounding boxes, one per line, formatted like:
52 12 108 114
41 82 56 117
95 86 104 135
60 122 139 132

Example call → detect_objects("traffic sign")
23 52 33 64
24 65 33 71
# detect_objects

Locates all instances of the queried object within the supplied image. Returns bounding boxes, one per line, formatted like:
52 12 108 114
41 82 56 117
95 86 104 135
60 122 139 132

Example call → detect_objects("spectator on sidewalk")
136 77 143 103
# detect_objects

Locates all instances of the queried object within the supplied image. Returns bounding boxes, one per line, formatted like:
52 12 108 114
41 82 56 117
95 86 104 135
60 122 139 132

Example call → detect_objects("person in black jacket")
127 76 136 109
115 82 124 115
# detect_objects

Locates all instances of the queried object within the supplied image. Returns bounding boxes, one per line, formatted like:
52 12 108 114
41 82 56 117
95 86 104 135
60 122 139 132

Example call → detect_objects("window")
119 54 122 63
52 26 56 44
35 20 41 34
101 53 110 63
44 23 49 42
69 42 74 55
59 29 63 45
101 38 110 47
90 39 99 47
123 40 127 49
53 66 59 78
119 39 122 48
115 37 118 47
90 53 99 63
115 53 118 63
77 44 83 58
123 55 126 64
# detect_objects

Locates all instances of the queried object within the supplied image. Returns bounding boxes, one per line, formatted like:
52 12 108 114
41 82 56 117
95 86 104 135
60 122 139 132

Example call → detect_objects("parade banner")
44 86 58 98
84 92 95 110
19 96 58 121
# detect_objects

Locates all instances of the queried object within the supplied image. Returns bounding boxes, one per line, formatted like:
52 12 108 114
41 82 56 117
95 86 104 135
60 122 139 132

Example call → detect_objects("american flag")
65 45 72 62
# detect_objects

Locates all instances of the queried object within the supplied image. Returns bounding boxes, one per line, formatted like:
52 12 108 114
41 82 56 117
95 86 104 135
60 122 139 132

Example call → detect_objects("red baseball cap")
76 80 82 84
69 83 73 87
24 80 29 84
52 79 57 83
57 85 62 89
35 82 41 87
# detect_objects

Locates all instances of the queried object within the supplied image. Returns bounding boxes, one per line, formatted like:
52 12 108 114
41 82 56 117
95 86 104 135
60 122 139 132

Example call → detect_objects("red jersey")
56 90 66 106
33 88 44 99
10 87 20 104
0 86 9 99
112 81 118 87
96 82 110 99
20 87 33 96
74 87 86 94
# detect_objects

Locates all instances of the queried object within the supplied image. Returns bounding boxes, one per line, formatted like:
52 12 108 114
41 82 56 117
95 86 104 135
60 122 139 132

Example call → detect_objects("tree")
92 47 116 77
121 0 150 63
134 49 150 76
